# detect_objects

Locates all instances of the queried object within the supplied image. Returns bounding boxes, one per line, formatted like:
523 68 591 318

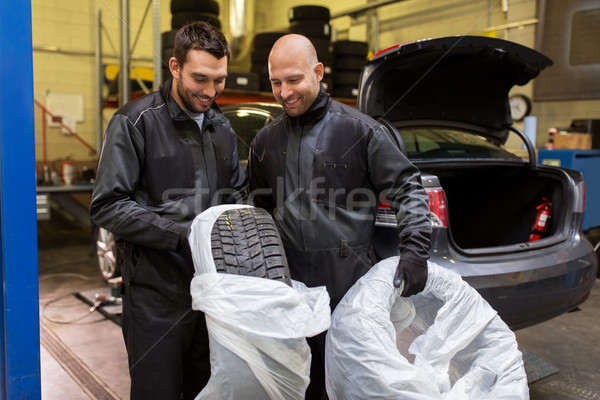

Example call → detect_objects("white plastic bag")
325 257 529 400
188 205 331 400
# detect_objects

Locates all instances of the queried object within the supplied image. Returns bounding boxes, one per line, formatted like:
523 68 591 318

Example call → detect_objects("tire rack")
95 0 401 152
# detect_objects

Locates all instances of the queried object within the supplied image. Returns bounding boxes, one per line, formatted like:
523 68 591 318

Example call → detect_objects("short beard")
176 77 210 113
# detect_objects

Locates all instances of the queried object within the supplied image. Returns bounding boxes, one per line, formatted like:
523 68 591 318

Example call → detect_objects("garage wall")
255 0 533 51
31 0 172 177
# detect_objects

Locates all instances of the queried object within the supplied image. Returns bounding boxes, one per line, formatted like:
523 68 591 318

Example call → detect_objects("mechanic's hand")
393 257 428 297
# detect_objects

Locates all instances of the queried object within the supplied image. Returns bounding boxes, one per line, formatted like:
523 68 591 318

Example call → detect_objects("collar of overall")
288 84 331 127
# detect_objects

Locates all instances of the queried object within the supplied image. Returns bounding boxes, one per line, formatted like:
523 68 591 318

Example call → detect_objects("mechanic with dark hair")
247 34 432 400
90 22 246 399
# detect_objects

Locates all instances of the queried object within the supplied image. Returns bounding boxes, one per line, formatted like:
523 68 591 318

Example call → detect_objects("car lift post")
0 1 41 398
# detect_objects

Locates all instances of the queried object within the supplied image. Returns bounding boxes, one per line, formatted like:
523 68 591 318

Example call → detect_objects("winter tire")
251 47 271 64
253 32 287 48
321 76 333 92
211 208 292 286
171 11 221 30
289 21 331 38
161 30 178 49
310 37 332 61
162 47 174 65
333 85 359 99
171 0 220 15
333 71 361 87
162 67 171 83
288 5 330 22
332 40 369 56
251 62 269 77
333 55 366 71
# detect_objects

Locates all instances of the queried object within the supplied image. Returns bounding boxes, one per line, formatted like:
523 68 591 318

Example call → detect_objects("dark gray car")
360 35 597 330
222 37 597 331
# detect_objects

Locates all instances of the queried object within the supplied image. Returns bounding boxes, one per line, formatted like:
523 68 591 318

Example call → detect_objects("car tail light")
377 189 448 228
572 180 586 231
427 188 449 228
371 44 401 59
378 195 391 209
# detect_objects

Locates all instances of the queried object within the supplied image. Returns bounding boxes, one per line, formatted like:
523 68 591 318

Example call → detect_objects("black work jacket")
90 78 247 253
247 87 431 306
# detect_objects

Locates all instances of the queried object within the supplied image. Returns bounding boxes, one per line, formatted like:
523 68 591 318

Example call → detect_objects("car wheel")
211 208 292 286
94 227 121 282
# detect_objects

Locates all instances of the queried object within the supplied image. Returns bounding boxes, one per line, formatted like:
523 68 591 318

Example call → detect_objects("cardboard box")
553 132 593 150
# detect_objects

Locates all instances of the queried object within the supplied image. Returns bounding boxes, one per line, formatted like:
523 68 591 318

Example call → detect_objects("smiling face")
169 49 228 113
268 35 324 118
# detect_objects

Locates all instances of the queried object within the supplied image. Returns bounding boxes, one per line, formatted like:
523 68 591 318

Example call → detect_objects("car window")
398 127 524 160
224 109 273 161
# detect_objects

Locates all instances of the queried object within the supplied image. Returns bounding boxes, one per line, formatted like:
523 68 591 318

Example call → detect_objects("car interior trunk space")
422 165 566 249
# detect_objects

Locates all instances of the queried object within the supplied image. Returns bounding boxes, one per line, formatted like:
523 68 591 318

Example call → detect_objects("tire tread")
211 208 292 286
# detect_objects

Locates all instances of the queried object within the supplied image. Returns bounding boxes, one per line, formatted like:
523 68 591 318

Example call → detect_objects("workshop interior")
1 0 600 399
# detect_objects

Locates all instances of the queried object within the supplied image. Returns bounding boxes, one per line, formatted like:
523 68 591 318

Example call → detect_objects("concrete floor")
37 219 600 400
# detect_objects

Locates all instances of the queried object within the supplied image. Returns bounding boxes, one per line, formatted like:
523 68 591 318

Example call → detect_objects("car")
217 36 597 331
360 35 597 330
221 102 284 165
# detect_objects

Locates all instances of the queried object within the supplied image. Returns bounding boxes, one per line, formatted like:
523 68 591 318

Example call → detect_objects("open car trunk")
419 164 570 250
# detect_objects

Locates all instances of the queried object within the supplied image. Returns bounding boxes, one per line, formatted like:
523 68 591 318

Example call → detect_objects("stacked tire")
251 32 287 92
161 29 178 83
171 0 221 31
160 0 222 83
331 40 369 99
288 5 333 92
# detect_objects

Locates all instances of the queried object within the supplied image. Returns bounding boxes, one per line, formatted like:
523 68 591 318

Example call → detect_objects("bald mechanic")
90 22 246 399
247 34 432 399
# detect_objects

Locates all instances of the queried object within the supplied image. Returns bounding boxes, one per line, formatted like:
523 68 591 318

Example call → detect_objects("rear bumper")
472 268 595 330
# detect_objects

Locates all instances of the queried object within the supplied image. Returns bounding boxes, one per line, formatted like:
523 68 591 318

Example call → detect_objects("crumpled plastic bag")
325 257 529 400
188 204 331 400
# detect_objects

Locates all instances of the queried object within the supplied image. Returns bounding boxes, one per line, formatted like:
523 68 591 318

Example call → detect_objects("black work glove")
393 257 428 297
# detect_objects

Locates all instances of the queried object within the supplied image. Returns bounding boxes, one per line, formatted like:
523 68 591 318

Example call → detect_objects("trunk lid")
358 36 553 141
